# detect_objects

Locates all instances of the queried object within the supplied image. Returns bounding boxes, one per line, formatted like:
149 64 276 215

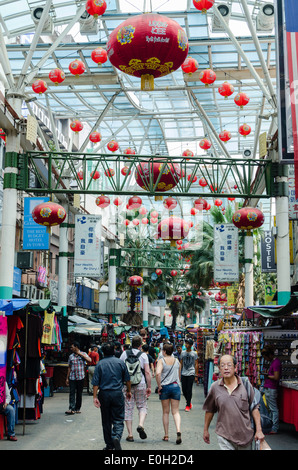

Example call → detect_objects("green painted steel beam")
18 151 273 199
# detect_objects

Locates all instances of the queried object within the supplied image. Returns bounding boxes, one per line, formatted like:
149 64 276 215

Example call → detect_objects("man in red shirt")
88 346 100 394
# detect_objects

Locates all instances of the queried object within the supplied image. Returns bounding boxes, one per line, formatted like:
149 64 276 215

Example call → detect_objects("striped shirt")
68 352 89 380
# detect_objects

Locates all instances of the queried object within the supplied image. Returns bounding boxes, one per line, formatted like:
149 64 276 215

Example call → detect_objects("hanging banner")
214 224 239 282
260 230 276 272
227 286 238 307
74 214 102 278
265 285 277 305
23 197 50 250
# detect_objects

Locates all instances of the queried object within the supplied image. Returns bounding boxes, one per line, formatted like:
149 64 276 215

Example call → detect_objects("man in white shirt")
120 335 151 442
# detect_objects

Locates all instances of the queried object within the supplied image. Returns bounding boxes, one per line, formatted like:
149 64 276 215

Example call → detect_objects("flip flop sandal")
176 433 182 445
137 426 147 439
162 436 169 441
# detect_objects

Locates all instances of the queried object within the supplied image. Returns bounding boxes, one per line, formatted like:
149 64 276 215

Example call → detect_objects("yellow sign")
259 132 267 158
265 285 276 305
227 285 238 306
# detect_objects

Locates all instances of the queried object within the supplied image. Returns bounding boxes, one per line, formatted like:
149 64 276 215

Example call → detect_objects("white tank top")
161 357 180 386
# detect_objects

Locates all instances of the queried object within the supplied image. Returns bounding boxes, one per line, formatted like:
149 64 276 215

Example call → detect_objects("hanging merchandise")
0 314 8 405
41 310 55 345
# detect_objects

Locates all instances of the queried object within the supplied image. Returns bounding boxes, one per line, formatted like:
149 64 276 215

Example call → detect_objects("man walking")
65 341 91 415
88 345 100 394
203 354 264 450
92 342 131 450
180 338 198 411
120 335 151 442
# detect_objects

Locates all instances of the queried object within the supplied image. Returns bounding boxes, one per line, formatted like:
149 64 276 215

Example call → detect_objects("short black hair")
71 341 80 349
142 343 149 352
101 342 115 357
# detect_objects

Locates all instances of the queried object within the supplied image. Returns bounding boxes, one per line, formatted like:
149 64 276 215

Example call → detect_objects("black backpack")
241 376 273 434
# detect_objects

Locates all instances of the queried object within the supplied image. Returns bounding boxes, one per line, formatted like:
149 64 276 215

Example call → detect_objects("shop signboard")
23 197 50 250
260 230 276 272
74 214 102 278
214 224 239 282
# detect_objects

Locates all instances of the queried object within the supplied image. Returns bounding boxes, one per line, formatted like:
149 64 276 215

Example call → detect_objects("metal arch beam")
212 4 275 109
93 114 138 153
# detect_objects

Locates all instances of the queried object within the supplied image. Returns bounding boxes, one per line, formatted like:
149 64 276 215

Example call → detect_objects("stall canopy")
246 293 298 318
68 314 105 335
0 299 30 315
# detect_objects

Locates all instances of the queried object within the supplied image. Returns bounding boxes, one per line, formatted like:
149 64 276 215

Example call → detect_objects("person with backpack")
120 335 151 442
202 354 265 450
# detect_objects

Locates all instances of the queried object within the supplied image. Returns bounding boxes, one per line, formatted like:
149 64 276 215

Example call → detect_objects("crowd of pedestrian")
59 326 281 451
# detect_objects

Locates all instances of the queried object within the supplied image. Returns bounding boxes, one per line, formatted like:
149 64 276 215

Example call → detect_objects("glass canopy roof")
0 0 276 229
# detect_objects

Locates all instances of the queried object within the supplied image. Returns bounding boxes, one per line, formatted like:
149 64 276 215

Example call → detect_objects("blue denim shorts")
159 382 181 401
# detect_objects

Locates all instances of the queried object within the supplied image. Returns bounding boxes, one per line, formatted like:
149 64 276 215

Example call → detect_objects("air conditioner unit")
211 4 231 32
29 285 37 300
31 7 54 34
78 10 99 35
37 289 45 300
256 3 274 32
17 252 33 270
21 284 30 299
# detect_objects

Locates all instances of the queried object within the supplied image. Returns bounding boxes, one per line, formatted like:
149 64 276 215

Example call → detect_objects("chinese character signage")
23 197 50 250
214 224 239 282
260 230 276 272
288 165 298 219
74 215 102 277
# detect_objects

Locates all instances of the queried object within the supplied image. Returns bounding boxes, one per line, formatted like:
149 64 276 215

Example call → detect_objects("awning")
246 294 298 318
0 299 30 315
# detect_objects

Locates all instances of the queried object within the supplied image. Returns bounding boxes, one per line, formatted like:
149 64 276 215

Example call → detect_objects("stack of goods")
218 330 264 387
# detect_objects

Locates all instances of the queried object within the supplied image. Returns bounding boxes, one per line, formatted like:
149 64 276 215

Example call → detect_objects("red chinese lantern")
219 130 231 143
77 170 84 180
163 196 177 210
199 69 216 86
199 177 208 187
181 57 198 75
89 131 101 143
135 161 182 194
124 219 130 226
205 203 211 211
193 0 215 13
0 128 6 144
199 138 211 150
70 120 83 133
176 239 183 246
188 174 197 183
157 216 190 247
215 292 226 303
182 149 194 159
214 199 222 207
121 166 131 176
232 207 264 230
86 0 107 18
128 275 144 287
212 308 219 314
218 81 234 99
49 68 65 85
190 207 197 215
194 198 207 210
197 291 202 296
90 170 100 179
151 210 159 218
139 206 147 215
32 202 66 229
234 92 250 109
228 197 235 201
69 59 85 77
91 47 108 66
113 197 122 206
96 195 110 208
150 217 158 224
105 168 115 177
123 147 136 156
32 79 47 94
171 270 178 277
107 140 119 152
132 219 139 226
141 218 149 225
129 196 142 209
239 123 251 137
106 13 189 91
173 295 182 302
156 268 162 276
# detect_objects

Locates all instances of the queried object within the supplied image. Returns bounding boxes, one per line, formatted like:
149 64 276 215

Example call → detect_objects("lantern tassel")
141 74 154 91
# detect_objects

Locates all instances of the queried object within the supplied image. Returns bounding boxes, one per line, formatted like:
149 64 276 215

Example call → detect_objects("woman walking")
155 342 182 444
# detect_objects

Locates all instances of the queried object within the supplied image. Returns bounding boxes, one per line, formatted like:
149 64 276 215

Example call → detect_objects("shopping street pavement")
1 379 297 452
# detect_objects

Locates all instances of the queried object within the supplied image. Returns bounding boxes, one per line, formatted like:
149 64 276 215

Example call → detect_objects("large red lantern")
171 270 178 277
32 79 47 94
107 140 119 152
90 170 100 179
188 174 197 183
69 59 85 77
128 195 142 209
232 207 264 230
173 295 182 302
113 197 122 206
91 47 108 66
181 57 198 75
182 149 194 160
194 198 207 210
123 148 136 156
49 68 65 85
105 168 115 177
199 69 216 86
77 170 84 180
214 199 223 207
32 202 66 229
156 268 162 276
163 196 177 210
106 13 189 91
199 138 211 150
193 0 215 13
199 177 208 187
96 195 110 208
89 131 101 143
135 160 182 194
234 92 250 109
121 166 131 176
218 81 234 99
239 123 251 137
219 130 231 143
70 120 83 133
128 275 144 287
157 216 190 246
86 0 107 18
